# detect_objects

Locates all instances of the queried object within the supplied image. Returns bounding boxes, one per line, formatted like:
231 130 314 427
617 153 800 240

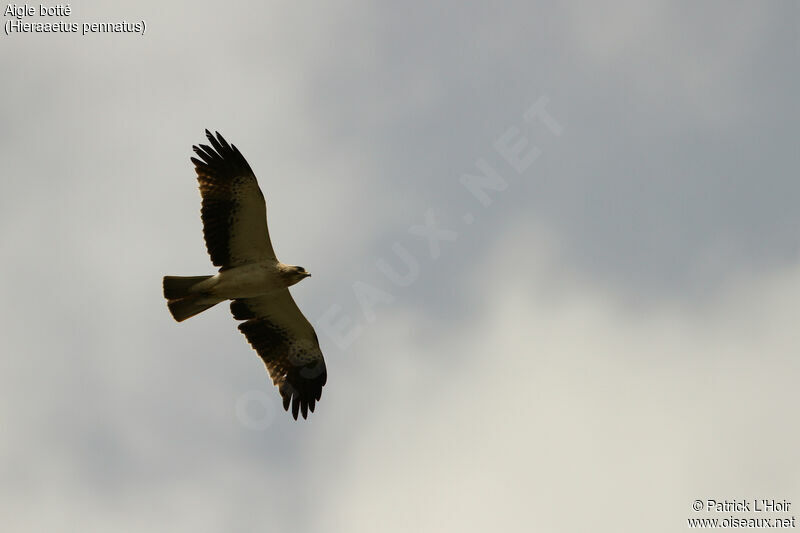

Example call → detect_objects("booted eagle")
163 130 326 420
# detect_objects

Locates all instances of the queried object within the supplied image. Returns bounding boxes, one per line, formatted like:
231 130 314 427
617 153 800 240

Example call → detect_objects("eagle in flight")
163 130 327 420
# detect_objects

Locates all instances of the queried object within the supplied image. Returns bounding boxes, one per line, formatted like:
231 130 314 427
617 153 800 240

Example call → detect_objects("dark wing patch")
232 294 327 420
191 130 276 268
230 299 256 320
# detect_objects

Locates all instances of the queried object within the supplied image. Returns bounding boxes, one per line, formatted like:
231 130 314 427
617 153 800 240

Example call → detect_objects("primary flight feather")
163 130 327 420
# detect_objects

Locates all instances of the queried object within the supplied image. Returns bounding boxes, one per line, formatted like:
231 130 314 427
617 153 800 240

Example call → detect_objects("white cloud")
310 223 800 532
0 2 797 531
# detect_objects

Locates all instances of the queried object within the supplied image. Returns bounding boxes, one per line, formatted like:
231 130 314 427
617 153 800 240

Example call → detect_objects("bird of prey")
163 130 326 420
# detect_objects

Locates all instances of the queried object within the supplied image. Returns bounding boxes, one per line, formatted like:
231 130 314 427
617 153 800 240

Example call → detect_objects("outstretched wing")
231 290 327 420
190 130 277 268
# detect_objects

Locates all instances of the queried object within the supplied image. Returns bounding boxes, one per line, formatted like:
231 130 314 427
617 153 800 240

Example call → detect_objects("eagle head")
282 265 311 286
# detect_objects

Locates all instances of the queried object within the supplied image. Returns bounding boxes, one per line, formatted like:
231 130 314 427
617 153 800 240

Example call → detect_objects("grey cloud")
1 1 798 532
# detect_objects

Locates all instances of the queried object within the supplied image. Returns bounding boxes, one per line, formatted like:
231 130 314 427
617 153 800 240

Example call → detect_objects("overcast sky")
1 1 798 531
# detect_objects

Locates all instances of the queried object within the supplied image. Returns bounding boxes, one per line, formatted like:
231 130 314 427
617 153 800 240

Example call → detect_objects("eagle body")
163 130 327 420
193 262 307 300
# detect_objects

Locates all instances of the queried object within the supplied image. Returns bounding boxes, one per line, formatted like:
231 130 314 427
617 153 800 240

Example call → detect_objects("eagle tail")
163 275 213 299
166 295 220 322
163 275 219 322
